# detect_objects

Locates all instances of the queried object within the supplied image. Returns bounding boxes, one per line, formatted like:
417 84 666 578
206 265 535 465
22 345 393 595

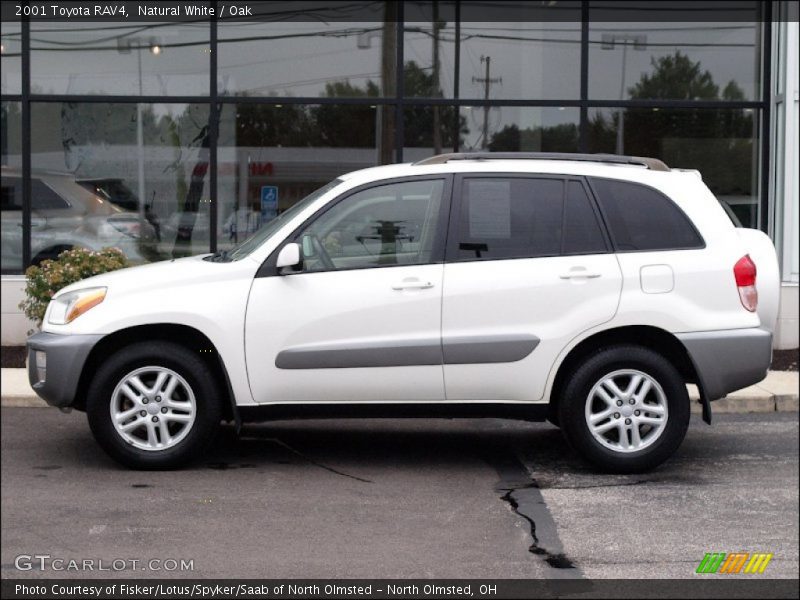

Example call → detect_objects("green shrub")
19 247 130 326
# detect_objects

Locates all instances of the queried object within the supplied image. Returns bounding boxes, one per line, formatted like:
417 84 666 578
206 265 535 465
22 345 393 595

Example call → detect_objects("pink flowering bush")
20 247 129 325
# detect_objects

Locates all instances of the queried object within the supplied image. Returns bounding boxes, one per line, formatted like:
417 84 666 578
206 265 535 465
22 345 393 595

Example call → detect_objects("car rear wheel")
558 345 690 473
87 341 222 469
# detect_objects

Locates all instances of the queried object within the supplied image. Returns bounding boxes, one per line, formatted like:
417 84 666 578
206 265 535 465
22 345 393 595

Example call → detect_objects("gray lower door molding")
275 334 539 369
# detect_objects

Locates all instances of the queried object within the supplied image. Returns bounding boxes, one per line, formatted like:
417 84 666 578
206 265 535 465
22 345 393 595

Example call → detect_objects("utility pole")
432 0 442 154
472 56 502 149
380 6 397 165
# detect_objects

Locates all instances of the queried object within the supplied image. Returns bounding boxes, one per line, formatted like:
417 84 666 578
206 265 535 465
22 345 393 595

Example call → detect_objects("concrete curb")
689 395 799 414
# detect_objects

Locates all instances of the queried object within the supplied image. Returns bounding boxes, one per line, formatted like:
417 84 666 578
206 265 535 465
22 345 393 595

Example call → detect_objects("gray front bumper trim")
677 327 772 401
27 332 104 408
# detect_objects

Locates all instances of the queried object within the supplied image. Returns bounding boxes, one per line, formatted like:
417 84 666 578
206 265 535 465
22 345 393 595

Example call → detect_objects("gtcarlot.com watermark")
14 554 194 572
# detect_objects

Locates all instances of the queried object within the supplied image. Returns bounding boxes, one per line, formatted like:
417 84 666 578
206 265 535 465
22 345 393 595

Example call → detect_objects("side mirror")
276 243 302 272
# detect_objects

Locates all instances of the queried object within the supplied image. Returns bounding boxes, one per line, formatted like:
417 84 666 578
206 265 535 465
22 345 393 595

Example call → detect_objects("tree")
589 51 756 200
488 123 579 153
400 61 468 149
628 51 719 100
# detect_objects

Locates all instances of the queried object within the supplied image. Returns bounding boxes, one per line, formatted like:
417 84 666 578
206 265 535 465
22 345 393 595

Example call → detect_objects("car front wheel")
86 341 222 469
558 345 690 473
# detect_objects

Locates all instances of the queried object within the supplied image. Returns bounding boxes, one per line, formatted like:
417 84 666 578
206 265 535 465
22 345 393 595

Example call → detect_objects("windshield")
225 179 343 261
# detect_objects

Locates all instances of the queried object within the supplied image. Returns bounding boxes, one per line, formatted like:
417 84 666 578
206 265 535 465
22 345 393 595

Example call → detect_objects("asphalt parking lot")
1 408 797 580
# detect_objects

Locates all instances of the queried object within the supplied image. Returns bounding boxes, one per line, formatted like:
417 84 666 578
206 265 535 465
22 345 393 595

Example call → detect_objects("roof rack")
412 152 670 172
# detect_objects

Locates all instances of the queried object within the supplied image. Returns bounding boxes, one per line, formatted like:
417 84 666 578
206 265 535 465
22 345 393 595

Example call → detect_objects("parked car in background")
76 178 140 213
26 153 779 473
1 168 155 270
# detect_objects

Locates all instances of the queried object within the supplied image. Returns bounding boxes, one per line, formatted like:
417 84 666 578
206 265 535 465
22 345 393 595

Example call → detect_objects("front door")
245 177 451 404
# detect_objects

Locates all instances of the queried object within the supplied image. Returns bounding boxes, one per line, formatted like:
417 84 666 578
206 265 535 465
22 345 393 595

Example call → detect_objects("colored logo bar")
696 552 773 574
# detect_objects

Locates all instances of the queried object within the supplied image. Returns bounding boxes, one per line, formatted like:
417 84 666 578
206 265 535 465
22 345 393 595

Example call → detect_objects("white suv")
26 153 779 472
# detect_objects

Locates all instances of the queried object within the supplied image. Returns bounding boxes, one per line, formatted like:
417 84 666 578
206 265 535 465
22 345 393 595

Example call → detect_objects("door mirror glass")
276 242 301 270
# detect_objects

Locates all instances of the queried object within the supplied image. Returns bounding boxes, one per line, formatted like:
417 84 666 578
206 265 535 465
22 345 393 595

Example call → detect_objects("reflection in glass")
403 1 457 98
460 106 579 153
402 104 466 159
1 102 22 272
458 7 581 100
30 23 210 95
588 107 760 228
589 16 761 100
1 21 22 94
31 103 211 263
218 3 394 97
217 103 385 252
299 179 445 271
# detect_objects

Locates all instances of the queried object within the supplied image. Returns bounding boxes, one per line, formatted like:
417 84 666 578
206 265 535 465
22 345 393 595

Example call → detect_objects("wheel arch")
547 325 700 423
74 324 237 424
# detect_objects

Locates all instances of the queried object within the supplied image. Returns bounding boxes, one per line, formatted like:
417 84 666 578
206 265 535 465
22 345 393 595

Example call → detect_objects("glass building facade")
1 1 778 274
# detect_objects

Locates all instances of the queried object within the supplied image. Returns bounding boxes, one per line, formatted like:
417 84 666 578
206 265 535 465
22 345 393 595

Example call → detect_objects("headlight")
48 287 107 325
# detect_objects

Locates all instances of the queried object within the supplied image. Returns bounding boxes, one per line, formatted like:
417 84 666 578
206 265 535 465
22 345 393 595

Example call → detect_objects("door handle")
560 268 602 280
392 278 434 291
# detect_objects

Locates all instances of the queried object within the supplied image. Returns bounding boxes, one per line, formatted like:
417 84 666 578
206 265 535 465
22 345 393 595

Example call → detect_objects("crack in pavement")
481 444 585 579
243 436 374 483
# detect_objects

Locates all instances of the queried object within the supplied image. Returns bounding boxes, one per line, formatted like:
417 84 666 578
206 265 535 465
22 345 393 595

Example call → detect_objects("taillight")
734 254 758 312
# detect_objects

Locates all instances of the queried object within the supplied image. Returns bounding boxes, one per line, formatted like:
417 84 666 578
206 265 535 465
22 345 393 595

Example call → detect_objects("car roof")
338 153 689 190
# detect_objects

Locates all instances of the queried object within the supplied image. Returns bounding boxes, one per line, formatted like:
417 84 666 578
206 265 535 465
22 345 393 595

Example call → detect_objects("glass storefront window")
587 107 760 228
588 12 762 101
1 102 22 273
404 2 457 98
402 104 462 159
459 106 579 153
459 2 582 101
30 102 211 264
30 23 210 95
216 103 386 252
1 21 21 94
218 3 393 97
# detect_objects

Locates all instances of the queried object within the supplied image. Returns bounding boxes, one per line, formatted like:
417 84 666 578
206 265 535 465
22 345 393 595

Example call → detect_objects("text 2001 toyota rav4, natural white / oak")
27 153 779 472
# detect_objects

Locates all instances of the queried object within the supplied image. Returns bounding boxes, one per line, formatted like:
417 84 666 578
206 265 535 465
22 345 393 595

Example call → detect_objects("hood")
53 254 258 299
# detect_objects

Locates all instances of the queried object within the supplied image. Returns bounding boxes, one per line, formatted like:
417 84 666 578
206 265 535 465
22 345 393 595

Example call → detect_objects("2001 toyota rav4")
27 153 779 472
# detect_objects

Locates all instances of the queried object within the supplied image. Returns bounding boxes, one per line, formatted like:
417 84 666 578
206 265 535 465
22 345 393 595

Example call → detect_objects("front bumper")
27 332 104 408
677 327 773 401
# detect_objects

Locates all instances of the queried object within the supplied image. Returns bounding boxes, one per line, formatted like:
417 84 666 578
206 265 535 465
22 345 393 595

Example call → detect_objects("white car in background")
26 153 779 473
1 168 155 270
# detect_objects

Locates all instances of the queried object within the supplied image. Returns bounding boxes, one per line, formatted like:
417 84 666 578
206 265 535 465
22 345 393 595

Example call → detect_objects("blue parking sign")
260 186 278 220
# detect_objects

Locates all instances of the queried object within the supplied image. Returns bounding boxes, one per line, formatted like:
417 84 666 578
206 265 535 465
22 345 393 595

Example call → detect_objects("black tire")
86 341 223 470
558 345 690 473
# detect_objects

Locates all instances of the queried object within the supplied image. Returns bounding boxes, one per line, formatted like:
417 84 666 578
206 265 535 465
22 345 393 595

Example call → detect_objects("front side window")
297 179 445 272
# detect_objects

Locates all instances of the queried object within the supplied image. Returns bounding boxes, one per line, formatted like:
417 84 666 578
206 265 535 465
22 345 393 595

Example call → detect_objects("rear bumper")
677 328 772 401
27 332 103 408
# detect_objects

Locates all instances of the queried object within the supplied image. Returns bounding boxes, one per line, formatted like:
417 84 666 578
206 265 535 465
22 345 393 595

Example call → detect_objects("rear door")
441 175 623 402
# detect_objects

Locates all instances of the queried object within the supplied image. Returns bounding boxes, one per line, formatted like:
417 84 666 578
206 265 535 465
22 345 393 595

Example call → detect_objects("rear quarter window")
589 177 704 251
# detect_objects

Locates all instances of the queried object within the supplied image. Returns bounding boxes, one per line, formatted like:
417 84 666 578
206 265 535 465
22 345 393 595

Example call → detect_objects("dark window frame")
562 177 612 256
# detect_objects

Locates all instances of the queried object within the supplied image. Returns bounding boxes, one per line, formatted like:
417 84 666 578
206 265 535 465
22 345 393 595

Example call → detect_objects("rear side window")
456 177 564 260
31 179 70 210
589 178 703 251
